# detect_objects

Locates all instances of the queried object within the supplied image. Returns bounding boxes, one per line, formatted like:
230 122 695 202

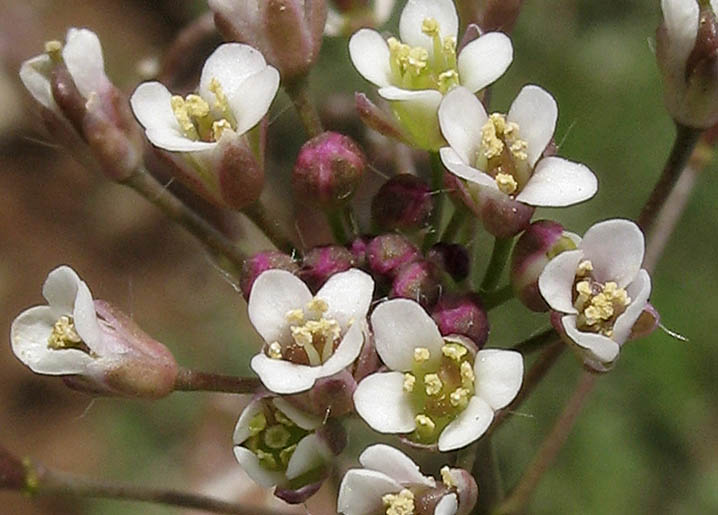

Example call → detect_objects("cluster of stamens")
244 401 309 473
267 298 342 366
47 315 90 353
382 488 415 515
171 78 236 142
403 342 476 445
572 260 631 337
387 17 459 93
477 113 530 195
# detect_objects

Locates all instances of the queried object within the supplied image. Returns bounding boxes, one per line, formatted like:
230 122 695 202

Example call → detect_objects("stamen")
47 316 83 350
441 466 456 488
496 172 519 195
255 449 279 470
171 96 199 140
424 373 443 396
442 342 468 361
460 361 475 388
382 489 415 515
279 444 297 466
286 308 304 325
185 94 210 118
403 373 416 393
268 341 283 359
576 260 594 276
449 387 470 409
212 119 233 140
415 414 436 438
44 40 63 63
248 412 267 435
306 298 329 316
414 347 431 363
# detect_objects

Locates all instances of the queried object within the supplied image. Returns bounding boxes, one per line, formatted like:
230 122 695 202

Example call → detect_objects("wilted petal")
458 32 513 93
473 350 523 410
438 86 487 163
354 372 416 433
337 469 402 515
349 29 393 87
507 85 557 167
438 396 493 451
579 219 645 288
538 249 583 313
359 444 434 487
399 0 458 52
562 315 620 364
515 157 597 207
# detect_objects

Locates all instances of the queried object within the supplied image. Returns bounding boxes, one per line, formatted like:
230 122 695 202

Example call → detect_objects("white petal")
10 306 93 375
434 493 458 515
286 433 330 480
375 0 396 24
437 396 493 451
224 67 280 135
458 32 513 93
42 265 84 315
507 85 557 167
354 372 416 433
473 349 523 410
439 147 498 190
538 249 583 313
272 397 322 430
63 28 107 98
338 469 402 515
71 274 103 354
19 55 54 109
233 446 285 488
380 87 444 149
562 315 620 364
199 43 268 100
247 269 312 345
515 157 597 207
371 299 443 371
359 444 434 487
318 321 365 378
232 398 264 444
399 0 458 52
661 0 699 64
438 86 487 163
612 269 652 345
316 268 374 328
250 353 321 394
579 219 645 288
349 29 393 88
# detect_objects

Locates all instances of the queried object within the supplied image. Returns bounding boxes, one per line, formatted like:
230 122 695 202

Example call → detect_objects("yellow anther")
480 117 504 160
285 308 305 325
496 173 518 195
442 342 468 362
438 69 459 92
185 94 210 118
44 40 63 62
576 260 594 276
47 316 83 350
415 414 436 436
443 36 457 54
403 373 416 393
268 341 283 359
208 77 229 112
460 361 475 387
248 412 267 435
440 466 456 488
170 95 199 139
279 444 297 466
424 373 443 396
414 347 431 363
382 489 415 515
291 325 314 347
449 387 470 409
421 17 440 36
576 280 592 296
306 297 329 316
509 139 528 161
407 47 429 74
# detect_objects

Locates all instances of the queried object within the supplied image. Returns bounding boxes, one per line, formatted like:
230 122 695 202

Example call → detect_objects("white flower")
438 85 597 207
19 28 111 114
353 299 523 452
337 444 476 515
326 0 396 37
233 397 333 490
348 0 512 149
248 268 374 394
538 219 652 371
130 43 279 153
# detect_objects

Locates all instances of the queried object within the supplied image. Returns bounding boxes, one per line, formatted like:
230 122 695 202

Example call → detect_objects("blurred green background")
0 0 716 514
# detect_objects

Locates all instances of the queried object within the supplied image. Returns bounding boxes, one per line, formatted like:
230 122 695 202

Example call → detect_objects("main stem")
637 123 702 233
174 368 261 394
284 76 323 138
480 237 513 292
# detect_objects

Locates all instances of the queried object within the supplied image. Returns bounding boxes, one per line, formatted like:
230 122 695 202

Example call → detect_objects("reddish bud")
431 293 489 348
366 233 420 278
426 243 470 282
390 260 441 307
241 251 299 299
300 245 355 291
372 174 434 230
348 236 371 268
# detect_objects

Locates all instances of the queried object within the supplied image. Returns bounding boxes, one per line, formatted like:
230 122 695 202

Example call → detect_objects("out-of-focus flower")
130 43 279 210
10 266 178 398
248 268 374 394
354 299 522 451
325 0 396 38
337 444 478 515
438 85 597 236
657 0 718 128
349 0 513 149
233 396 345 503
538 219 653 372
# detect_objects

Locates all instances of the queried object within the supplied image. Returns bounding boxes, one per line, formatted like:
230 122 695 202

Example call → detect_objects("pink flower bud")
427 243 471 283
240 251 299 299
511 220 577 312
349 236 371 268
331 0 370 12
390 260 441 308
366 233 420 278
300 245 355 291
292 131 367 210
431 293 489 348
372 174 434 231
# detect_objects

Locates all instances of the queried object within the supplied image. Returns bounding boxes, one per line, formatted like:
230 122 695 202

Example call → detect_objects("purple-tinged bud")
431 293 489 348
390 260 441 308
240 251 299 299
0 446 25 491
292 131 367 210
366 233 420 278
511 220 577 312
372 174 434 231
456 0 523 33
212 133 265 210
629 303 661 341
300 245 355 291
427 243 470 282
349 236 371 268
355 92 411 144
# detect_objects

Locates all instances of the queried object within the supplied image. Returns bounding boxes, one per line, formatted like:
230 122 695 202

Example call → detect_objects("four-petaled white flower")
130 43 279 153
438 85 597 207
349 0 513 149
338 443 476 515
354 298 523 451
249 268 374 394
538 219 652 371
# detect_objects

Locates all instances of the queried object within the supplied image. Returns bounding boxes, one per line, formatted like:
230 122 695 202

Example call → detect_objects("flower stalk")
242 200 296 255
284 77 324 138
423 151 447 251
480 237 514 292
173 368 262 395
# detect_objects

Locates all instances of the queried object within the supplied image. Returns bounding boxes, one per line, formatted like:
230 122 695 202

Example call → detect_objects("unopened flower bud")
348 236 371 268
431 293 489 348
390 260 441 307
331 0 370 12
372 174 434 231
511 220 577 312
300 245 355 291
366 233 420 278
427 243 470 283
292 131 367 210
240 251 299 299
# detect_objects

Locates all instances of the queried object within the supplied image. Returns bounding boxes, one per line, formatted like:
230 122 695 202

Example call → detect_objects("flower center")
387 17 459 94
572 260 632 337
402 342 476 445
244 401 309 473
47 316 92 354
476 113 530 195
382 488 415 515
267 298 343 366
170 78 236 142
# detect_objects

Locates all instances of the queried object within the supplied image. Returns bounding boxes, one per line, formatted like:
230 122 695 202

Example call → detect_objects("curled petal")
229 67 280 135
561 315 620 365
62 28 108 99
19 55 54 109
338 469 402 515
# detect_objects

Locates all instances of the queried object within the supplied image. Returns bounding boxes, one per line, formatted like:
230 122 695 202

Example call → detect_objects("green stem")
483 284 514 310
423 152 446 251
472 437 504 515
440 207 466 243
243 200 295 254
511 328 559 355
637 123 702 233
173 368 261 394
480 237 513 292
326 208 349 245
284 76 323 138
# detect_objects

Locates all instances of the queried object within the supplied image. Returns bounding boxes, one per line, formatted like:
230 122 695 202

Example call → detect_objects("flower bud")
240 251 299 299
355 92 411 144
372 174 434 231
285 370 357 418
325 0 394 38
300 245 355 291
292 131 367 210
390 260 441 307
331 0 370 12
366 233 420 278
427 243 471 283
348 236 371 268
431 293 489 348
511 220 577 312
